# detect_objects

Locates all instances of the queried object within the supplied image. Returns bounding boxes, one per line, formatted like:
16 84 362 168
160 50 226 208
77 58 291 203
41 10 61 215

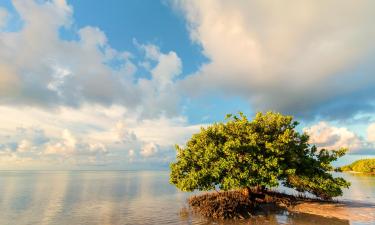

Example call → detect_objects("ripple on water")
0 171 373 225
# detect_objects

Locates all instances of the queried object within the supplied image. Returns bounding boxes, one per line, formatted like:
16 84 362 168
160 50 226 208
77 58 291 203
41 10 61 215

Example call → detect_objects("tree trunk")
254 185 266 193
241 187 251 197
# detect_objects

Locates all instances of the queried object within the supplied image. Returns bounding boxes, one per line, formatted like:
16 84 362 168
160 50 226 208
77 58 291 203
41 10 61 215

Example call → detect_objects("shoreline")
188 190 375 222
288 200 375 222
343 170 375 175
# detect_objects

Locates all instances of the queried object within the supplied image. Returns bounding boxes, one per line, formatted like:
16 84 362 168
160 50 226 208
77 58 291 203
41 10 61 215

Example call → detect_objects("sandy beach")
288 200 375 222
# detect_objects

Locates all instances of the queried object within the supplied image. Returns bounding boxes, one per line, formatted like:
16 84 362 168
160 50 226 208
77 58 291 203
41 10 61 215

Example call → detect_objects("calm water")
0 171 374 225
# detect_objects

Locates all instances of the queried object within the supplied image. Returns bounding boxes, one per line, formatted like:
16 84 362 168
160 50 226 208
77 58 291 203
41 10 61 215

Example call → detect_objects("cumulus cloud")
0 0 182 118
140 43 182 88
0 0 198 168
140 142 159 157
44 129 77 156
0 105 203 169
304 122 373 154
135 42 183 118
3 0 373 168
174 0 375 119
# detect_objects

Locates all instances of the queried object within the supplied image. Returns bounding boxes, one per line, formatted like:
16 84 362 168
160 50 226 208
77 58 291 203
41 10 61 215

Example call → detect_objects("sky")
0 0 374 170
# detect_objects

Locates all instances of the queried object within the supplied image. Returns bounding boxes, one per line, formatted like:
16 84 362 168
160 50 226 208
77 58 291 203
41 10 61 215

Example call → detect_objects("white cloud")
0 0 182 118
45 141 74 156
139 44 182 88
141 142 158 157
47 66 72 97
16 139 32 153
78 26 107 47
0 0 195 168
0 105 203 169
114 121 137 144
304 122 372 154
135 43 183 118
367 123 375 143
132 117 203 146
62 129 76 148
174 0 375 119
0 7 8 29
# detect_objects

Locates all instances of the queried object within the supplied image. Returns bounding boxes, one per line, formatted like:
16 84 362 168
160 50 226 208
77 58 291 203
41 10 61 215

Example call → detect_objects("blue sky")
0 0 374 169
68 0 206 75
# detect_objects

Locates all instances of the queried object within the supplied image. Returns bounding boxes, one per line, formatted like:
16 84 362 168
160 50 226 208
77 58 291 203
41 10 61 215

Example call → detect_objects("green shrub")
170 112 350 200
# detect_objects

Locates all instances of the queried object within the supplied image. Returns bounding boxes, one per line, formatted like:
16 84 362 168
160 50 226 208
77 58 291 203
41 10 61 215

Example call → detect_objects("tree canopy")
170 112 350 199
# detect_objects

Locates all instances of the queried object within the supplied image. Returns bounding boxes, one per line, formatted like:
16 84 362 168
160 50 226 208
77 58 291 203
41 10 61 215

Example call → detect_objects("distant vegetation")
340 159 375 174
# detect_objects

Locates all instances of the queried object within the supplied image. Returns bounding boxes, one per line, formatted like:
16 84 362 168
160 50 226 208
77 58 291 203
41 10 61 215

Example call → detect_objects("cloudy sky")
0 0 374 170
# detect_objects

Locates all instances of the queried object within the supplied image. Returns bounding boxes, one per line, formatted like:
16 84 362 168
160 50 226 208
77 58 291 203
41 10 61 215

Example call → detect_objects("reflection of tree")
339 172 375 203
349 172 375 177
181 206 351 225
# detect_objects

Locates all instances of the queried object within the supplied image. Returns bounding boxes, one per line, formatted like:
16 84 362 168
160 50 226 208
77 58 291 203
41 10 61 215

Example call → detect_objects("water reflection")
0 171 373 225
339 172 375 203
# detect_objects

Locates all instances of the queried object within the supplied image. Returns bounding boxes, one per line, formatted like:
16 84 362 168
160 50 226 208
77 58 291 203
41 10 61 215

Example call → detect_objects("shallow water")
0 171 373 225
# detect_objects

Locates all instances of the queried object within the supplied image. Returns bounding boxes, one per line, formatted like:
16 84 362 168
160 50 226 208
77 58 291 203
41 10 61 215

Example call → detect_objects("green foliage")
340 159 375 173
170 112 350 199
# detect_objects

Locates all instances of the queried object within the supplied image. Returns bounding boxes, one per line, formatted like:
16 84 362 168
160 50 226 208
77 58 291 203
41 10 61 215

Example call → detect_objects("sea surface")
0 171 374 225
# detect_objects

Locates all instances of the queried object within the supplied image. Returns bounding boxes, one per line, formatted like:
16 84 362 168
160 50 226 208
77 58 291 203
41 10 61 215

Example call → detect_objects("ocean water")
0 171 373 225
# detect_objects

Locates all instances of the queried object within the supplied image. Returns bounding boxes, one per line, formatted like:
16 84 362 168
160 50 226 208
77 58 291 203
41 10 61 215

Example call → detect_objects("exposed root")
188 190 326 219
188 190 255 219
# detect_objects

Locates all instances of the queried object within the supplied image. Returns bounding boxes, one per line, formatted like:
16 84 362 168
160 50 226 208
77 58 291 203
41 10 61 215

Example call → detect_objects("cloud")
140 43 182 88
174 0 375 119
0 0 182 118
44 129 108 165
0 7 8 28
0 105 203 169
0 0 198 168
44 129 81 156
367 123 375 143
4 0 373 168
135 42 183 118
140 142 159 157
304 122 374 154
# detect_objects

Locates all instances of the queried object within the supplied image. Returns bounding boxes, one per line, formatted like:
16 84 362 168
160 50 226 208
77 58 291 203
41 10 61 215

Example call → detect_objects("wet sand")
288 200 375 222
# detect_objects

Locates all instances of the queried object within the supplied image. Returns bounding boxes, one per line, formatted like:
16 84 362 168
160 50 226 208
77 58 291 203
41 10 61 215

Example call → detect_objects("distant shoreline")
339 158 375 175
344 170 375 175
